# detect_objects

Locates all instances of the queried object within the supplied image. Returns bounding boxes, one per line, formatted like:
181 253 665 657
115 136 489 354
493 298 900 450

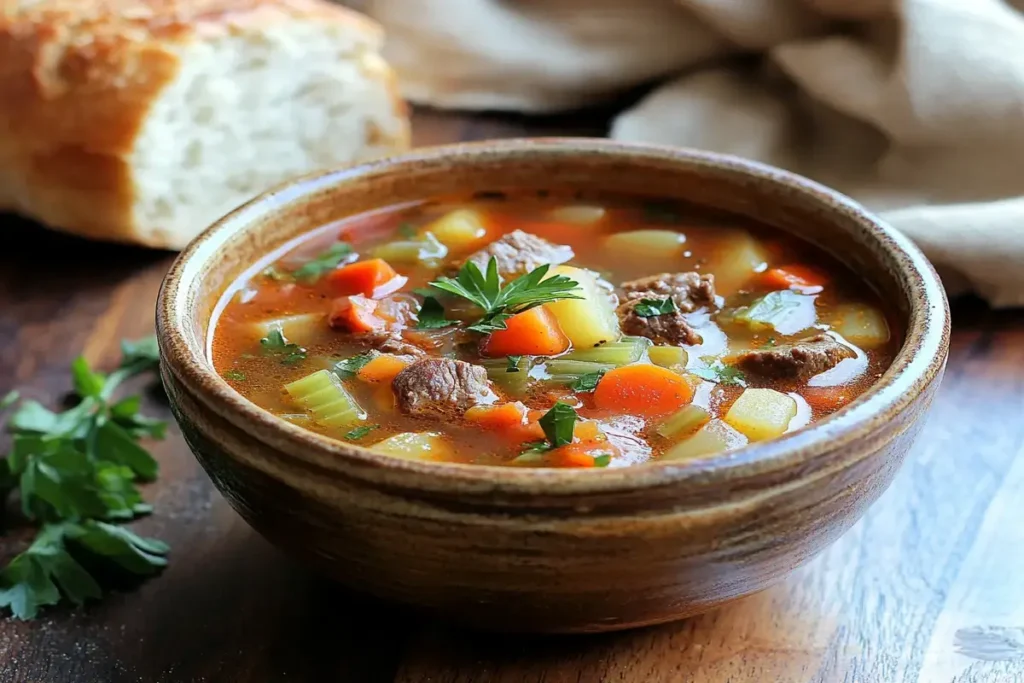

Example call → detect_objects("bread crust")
0 0 410 247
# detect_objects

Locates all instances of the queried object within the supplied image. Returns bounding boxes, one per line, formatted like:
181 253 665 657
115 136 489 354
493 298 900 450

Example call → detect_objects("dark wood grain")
1 109 1022 683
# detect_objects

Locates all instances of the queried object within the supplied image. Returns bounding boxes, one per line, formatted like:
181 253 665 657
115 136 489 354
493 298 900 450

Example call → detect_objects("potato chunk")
250 313 323 347
371 432 452 461
724 388 798 441
542 266 621 349
423 209 488 250
829 303 890 349
703 229 769 295
664 419 747 460
604 229 686 259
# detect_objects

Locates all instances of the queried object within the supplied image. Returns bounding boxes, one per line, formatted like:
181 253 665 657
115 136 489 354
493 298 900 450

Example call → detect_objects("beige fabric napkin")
359 0 1024 307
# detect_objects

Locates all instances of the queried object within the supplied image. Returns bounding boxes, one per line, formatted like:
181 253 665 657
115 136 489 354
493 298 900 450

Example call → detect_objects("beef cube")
737 334 856 380
463 230 574 278
392 358 498 418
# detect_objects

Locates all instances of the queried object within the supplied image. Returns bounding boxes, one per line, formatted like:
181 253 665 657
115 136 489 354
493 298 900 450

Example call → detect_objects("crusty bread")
0 0 410 249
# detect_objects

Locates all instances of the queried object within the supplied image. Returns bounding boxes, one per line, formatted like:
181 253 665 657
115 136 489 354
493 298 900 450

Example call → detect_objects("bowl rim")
156 137 950 495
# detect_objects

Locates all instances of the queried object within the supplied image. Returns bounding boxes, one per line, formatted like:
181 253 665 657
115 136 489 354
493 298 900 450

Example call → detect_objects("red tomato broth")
211 192 902 468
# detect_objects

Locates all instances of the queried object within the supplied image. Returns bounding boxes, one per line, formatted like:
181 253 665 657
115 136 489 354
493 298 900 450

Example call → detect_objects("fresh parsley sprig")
0 337 169 620
426 258 582 333
633 297 676 318
290 242 354 283
260 328 306 366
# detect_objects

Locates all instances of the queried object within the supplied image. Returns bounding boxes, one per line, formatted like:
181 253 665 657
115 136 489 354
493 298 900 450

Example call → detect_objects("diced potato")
542 266 621 349
604 229 686 259
549 205 607 225
648 345 688 370
703 229 769 295
250 314 323 347
829 303 890 349
663 419 747 460
370 232 448 264
371 432 452 461
423 209 488 250
724 388 797 441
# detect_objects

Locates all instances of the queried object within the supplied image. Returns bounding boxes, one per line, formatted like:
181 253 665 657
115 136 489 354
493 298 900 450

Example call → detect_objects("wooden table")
2 110 1023 683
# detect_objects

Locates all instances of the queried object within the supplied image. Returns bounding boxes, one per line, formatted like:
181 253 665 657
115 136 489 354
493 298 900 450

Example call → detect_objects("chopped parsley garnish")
291 242 353 282
426 258 581 334
415 296 455 330
332 352 375 380
506 356 523 373
397 222 418 238
345 424 378 440
259 328 306 365
692 359 746 386
0 337 170 620
761 337 777 348
593 453 612 468
633 297 676 318
538 401 578 448
223 370 246 381
569 371 605 393
261 265 291 282
519 440 550 454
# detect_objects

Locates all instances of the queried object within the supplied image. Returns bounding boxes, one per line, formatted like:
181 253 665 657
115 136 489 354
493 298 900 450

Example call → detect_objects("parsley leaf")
1 390 20 411
427 258 581 333
538 402 577 448
512 440 551 464
761 336 777 348
569 371 605 393
633 298 676 318
260 328 306 365
261 265 291 282
223 370 246 381
506 356 523 373
593 453 612 468
291 242 354 282
332 353 375 380
692 359 746 386
0 338 169 619
345 424 378 440
416 297 455 330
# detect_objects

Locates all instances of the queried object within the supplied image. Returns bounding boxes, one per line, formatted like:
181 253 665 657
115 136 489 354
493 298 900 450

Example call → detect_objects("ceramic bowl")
156 139 949 633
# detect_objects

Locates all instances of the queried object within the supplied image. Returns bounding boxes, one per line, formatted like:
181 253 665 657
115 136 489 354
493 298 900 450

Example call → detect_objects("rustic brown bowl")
156 139 949 633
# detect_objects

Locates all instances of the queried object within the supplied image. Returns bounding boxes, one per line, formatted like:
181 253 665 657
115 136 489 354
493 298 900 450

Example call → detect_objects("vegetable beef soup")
211 195 900 468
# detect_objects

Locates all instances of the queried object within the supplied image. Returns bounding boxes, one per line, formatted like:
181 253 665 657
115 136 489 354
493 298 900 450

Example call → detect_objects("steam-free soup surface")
211 194 899 468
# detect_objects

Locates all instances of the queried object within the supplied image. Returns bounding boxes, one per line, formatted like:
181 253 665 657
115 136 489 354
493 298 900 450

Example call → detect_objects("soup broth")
211 194 900 468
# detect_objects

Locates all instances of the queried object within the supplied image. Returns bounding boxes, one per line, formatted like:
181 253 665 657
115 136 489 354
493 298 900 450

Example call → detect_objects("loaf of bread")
0 0 410 249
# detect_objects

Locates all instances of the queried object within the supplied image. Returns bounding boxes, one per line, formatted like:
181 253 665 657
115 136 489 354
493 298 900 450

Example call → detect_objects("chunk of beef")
463 230 574 278
736 334 856 380
392 358 498 418
329 293 427 357
615 272 716 346
617 300 703 345
619 272 717 312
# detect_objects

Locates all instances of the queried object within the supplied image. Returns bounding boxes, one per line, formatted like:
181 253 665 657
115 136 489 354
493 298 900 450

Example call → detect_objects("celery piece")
648 345 688 370
482 356 533 396
561 336 651 365
284 369 365 430
656 404 710 440
541 359 616 386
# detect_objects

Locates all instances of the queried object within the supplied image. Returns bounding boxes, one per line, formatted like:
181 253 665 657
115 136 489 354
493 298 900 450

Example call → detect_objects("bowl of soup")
156 138 949 633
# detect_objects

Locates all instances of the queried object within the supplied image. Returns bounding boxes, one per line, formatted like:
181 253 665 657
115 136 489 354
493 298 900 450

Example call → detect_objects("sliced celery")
370 232 447 264
648 345 688 370
482 356 533 396
561 336 651 365
284 369 365 430
541 359 616 385
656 404 710 440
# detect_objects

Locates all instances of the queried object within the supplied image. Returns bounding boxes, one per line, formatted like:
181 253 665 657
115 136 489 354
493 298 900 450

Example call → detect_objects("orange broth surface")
210 193 901 468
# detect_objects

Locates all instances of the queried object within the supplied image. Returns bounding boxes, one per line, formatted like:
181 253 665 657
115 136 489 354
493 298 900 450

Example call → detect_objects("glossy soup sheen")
211 193 901 468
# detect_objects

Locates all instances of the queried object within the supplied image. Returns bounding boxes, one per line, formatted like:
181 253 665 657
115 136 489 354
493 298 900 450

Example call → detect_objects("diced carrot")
801 386 852 413
327 259 408 298
592 364 693 418
329 295 386 333
357 354 412 384
481 307 570 357
372 385 396 412
550 444 599 468
465 402 528 430
760 264 829 290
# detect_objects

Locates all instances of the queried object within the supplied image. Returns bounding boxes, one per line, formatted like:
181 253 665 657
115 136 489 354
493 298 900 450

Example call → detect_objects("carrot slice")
801 385 852 413
592 364 693 418
550 443 599 468
327 259 408 298
357 354 413 384
761 264 828 290
329 295 386 333
465 402 528 430
481 307 570 357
